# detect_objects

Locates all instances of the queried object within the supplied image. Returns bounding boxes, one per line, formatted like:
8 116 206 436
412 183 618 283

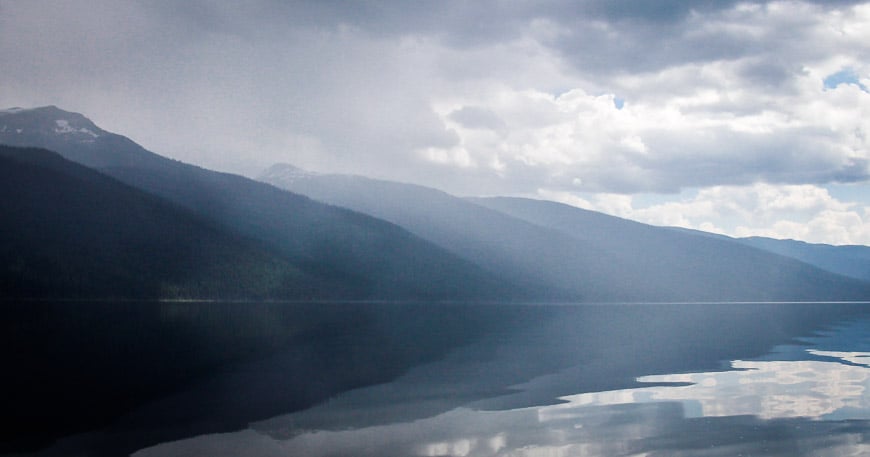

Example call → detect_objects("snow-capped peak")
0 106 104 142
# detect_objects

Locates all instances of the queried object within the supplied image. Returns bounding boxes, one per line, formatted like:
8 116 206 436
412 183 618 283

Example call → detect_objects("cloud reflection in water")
548 350 870 421
135 348 870 457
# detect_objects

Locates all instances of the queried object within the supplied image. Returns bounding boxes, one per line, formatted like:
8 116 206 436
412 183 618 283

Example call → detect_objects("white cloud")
404 1 870 201
541 183 870 245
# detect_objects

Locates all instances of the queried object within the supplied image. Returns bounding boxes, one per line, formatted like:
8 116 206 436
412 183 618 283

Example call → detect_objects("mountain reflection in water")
130 304 870 457
5 302 870 456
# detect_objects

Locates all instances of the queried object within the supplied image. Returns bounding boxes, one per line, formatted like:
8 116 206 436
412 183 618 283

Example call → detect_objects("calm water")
3 301 870 456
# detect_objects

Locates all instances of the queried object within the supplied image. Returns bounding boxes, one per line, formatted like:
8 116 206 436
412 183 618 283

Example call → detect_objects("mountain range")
3 105 870 302
0 106 516 301
260 163 870 301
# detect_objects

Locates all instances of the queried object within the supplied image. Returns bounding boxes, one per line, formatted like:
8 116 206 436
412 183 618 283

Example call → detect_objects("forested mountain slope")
0 145 331 299
260 163 870 301
0 107 517 301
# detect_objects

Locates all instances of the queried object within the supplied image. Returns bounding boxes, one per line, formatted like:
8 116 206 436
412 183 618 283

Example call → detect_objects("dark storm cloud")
578 0 728 22
538 0 867 76
134 0 536 47
566 0 863 23
544 20 751 75
148 0 866 32
132 0 867 77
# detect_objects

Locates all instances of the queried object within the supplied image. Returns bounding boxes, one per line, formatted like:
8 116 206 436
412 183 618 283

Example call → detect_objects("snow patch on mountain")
54 119 99 138
1 106 103 143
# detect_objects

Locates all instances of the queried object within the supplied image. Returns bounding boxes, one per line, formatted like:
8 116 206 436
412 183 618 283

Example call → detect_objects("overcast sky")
2 1 870 244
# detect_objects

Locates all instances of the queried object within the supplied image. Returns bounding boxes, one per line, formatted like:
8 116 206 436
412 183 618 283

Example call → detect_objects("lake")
3 301 870 456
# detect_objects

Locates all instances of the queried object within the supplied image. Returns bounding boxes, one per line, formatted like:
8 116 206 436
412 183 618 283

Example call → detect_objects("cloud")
2 0 870 243
447 106 506 131
426 2 870 197
541 183 870 245
4 0 868 185
428 62 870 193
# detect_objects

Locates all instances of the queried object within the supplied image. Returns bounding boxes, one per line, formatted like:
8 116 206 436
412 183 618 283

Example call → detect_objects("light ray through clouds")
1 0 870 243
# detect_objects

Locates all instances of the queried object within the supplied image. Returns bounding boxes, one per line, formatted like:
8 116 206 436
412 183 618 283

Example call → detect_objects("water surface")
4 302 869 456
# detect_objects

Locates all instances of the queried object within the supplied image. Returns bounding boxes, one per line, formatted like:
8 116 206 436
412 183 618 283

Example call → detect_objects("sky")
2 1 870 245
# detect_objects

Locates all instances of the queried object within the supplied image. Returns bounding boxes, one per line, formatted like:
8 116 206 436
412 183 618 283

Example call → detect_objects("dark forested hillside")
0 146 330 299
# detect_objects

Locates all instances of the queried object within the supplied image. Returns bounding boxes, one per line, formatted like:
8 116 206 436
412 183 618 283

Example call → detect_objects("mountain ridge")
0 145 325 299
0 106 520 301
471 196 870 298
663 226 870 283
737 236 870 283
259 163 870 301
4 105 869 302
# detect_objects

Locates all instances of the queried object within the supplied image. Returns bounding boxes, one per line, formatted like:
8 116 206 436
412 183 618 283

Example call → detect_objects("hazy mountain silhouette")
260 164 630 301
472 197 870 301
260 164 870 301
666 226 870 284
734 237 870 282
0 107 516 300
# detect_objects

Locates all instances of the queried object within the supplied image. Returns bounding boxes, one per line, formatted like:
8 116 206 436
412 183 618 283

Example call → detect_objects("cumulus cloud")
428 66 870 193
541 183 870 245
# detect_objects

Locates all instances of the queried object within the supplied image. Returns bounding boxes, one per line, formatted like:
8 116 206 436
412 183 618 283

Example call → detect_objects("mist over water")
4 301 870 456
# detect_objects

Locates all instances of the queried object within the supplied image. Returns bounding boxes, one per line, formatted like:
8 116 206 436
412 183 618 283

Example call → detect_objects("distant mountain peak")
259 163 319 184
0 105 84 119
0 105 104 141
0 105 170 170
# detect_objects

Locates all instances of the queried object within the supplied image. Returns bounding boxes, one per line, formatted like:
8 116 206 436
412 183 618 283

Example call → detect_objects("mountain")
470 197 870 301
0 106 166 170
260 164 870 301
6 105 869 302
0 107 516 301
738 237 870 282
0 145 339 299
666 226 870 283
260 164 629 301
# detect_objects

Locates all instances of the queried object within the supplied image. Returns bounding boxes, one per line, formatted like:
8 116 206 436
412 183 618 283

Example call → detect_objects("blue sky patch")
824 68 868 92
614 97 625 110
